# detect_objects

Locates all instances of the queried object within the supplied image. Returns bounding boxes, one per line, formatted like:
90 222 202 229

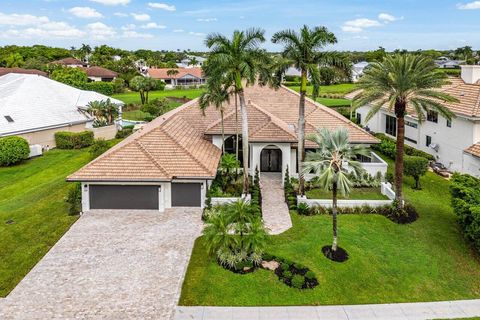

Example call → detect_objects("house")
68 84 383 212
50 57 87 67
80 66 118 82
0 73 124 148
0 67 47 77
177 55 207 68
351 61 369 82
147 67 205 88
353 65 480 177
435 57 464 69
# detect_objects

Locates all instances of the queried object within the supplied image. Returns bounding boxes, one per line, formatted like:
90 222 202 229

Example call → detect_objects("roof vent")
4 115 14 123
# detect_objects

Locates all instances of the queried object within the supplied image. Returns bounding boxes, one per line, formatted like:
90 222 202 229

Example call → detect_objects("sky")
1 0 480 51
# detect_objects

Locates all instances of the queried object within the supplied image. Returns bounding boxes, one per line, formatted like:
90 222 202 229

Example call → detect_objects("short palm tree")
272 25 348 196
353 54 458 209
303 128 369 258
204 28 270 194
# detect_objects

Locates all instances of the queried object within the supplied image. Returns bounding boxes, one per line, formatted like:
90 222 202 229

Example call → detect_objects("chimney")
460 65 480 84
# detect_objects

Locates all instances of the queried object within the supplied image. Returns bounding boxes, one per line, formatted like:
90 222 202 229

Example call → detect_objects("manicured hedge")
0 136 30 166
450 173 480 253
82 82 114 96
372 133 435 161
54 131 94 149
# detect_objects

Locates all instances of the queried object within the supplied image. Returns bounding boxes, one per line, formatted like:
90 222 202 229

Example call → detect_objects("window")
405 137 417 144
427 110 438 123
4 115 13 123
426 135 432 147
446 119 452 128
406 120 418 128
385 115 397 137
356 113 362 125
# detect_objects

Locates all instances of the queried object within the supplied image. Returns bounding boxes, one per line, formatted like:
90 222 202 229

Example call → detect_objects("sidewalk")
175 299 480 320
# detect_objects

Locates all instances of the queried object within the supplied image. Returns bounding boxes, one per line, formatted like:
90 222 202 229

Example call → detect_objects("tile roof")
68 84 376 182
80 66 118 78
147 67 204 80
0 68 47 77
51 57 86 66
464 142 480 158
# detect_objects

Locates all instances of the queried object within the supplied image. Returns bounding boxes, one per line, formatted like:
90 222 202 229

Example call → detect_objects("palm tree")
204 28 269 194
353 54 458 210
272 25 348 196
303 128 369 258
199 80 230 153
166 69 179 86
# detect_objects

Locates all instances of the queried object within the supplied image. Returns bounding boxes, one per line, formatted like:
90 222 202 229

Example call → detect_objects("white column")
158 185 165 212
81 183 90 213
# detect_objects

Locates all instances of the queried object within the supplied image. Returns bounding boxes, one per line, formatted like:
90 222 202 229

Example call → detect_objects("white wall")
462 153 480 177
250 142 291 183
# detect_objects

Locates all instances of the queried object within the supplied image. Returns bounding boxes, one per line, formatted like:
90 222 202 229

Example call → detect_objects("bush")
291 275 305 289
0 136 30 166
305 270 316 280
112 78 125 94
450 173 480 253
89 138 109 160
66 182 82 215
372 133 435 161
115 126 134 139
404 155 429 189
283 270 293 279
55 131 94 149
140 98 169 117
82 82 114 96
297 202 310 215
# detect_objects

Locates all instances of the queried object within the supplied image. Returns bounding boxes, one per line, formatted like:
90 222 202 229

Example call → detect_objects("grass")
0 148 92 297
306 187 388 200
179 155 480 306
112 88 204 105
317 97 352 107
288 83 357 96
122 101 183 121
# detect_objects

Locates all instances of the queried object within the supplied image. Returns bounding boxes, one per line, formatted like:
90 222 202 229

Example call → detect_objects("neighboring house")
80 66 118 82
354 65 480 177
176 55 207 68
0 67 47 77
0 73 124 148
284 67 302 77
68 84 382 212
147 67 205 88
435 57 464 69
352 61 369 82
50 57 87 67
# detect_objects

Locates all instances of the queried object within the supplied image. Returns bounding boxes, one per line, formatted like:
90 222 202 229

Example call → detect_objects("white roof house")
0 73 123 138
352 61 370 82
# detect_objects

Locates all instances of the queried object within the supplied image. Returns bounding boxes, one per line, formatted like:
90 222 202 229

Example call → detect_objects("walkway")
260 172 292 235
175 299 480 320
0 208 203 320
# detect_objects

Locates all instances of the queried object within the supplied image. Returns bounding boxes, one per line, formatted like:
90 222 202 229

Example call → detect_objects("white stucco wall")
250 142 291 184
462 153 480 177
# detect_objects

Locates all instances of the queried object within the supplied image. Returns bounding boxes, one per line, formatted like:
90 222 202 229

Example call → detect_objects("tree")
86 99 119 126
272 25 347 196
189 56 199 67
403 156 428 189
303 128 369 258
199 80 230 154
353 54 457 211
50 67 88 87
166 69 179 86
5 53 24 67
129 76 157 104
204 28 270 194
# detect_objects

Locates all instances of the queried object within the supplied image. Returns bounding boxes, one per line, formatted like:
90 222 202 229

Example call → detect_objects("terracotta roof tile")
465 142 480 158
0 68 47 77
147 67 204 80
80 66 118 78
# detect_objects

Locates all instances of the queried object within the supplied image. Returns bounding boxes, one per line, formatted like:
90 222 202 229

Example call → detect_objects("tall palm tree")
303 128 369 256
353 54 457 210
166 69 179 86
204 28 269 194
199 80 230 154
272 25 348 196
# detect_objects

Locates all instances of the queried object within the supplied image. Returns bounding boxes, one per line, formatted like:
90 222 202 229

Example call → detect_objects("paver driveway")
0 208 203 320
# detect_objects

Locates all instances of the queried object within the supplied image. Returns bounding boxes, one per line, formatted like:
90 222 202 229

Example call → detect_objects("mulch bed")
322 246 349 262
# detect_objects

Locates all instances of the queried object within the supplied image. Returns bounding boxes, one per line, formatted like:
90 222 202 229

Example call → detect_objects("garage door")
171 183 202 207
89 185 159 210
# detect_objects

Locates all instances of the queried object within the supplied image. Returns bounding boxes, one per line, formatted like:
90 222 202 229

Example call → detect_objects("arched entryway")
260 146 282 172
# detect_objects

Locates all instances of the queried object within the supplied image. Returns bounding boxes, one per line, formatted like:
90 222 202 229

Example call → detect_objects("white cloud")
86 22 116 39
131 13 150 21
141 22 166 29
173 29 184 32
89 0 130 5
196 18 217 22
189 31 205 36
121 23 136 30
148 2 176 11
68 7 103 19
114 12 128 17
342 18 382 33
122 30 153 38
1 21 85 39
0 12 50 26
378 13 403 22
457 1 480 9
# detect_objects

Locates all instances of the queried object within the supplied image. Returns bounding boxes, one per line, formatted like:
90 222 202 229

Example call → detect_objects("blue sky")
1 0 480 51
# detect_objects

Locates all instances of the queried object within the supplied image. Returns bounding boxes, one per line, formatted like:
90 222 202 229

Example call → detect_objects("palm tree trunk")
238 88 249 194
332 181 338 252
395 112 405 210
221 109 225 155
298 70 307 196
235 92 239 161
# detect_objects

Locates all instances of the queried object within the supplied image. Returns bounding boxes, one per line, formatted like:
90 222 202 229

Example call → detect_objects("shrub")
305 270 316 280
372 133 435 161
450 173 480 253
89 138 109 160
403 155 429 189
281 263 290 271
66 182 82 215
140 98 169 117
82 82 114 96
291 275 305 289
144 114 155 122
283 270 293 279
262 253 274 261
55 131 94 149
297 202 310 215
0 136 30 166
115 126 134 139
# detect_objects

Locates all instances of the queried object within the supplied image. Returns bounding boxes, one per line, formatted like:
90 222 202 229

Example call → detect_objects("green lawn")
317 97 352 107
288 83 357 96
179 156 480 306
306 187 388 200
0 148 93 297
112 88 204 104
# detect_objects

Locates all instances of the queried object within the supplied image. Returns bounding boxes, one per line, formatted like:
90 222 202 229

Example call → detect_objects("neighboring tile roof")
147 67 204 80
80 66 118 78
51 57 86 66
0 68 47 77
465 142 480 158
68 84 376 182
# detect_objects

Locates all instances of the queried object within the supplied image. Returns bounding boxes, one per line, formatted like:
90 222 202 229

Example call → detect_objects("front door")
260 149 282 172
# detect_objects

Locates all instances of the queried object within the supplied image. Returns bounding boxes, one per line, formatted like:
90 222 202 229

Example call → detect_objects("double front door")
260 149 282 172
